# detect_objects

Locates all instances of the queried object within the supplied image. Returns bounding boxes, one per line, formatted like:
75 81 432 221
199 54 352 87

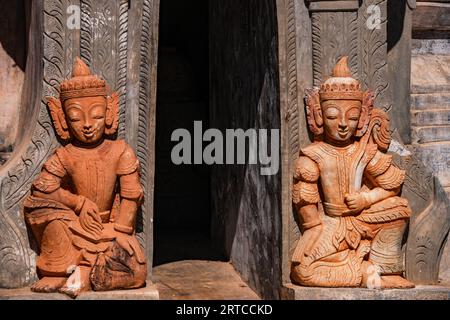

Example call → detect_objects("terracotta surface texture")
291 57 414 289
24 58 147 298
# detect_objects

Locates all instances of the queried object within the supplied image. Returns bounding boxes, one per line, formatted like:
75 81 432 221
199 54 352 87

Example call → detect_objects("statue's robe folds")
24 139 147 290
292 140 411 287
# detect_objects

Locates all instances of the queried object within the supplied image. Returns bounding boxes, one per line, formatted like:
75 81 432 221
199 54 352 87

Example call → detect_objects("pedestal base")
282 283 450 300
0 283 159 300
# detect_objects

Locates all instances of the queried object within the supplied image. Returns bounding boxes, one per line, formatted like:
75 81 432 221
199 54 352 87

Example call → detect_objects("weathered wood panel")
210 0 282 299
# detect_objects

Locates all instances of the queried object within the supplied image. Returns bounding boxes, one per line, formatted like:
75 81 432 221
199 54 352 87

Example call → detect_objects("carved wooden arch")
0 0 46 287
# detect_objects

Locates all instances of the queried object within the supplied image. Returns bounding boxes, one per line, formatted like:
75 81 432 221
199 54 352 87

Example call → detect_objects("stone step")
411 109 450 126
411 54 450 94
284 283 450 300
412 39 450 56
411 93 450 111
412 83 450 95
0 284 160 300
445 186 450 198
411 125 450 144
439 177 450 190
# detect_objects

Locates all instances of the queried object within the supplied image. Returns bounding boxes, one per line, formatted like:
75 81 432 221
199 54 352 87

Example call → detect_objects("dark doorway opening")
153 0 280 299
153 0 223 266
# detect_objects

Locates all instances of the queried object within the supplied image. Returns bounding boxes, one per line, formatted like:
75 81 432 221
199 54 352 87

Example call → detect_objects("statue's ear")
105 91 119 135
355 90 374 137
47 97 70 141
305 87 323 137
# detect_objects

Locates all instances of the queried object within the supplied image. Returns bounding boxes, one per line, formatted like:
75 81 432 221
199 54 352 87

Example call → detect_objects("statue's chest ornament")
319 142 364 195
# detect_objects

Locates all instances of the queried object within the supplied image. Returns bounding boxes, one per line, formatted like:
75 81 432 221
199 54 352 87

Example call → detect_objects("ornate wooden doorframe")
277 0 449 291
0 0 160 288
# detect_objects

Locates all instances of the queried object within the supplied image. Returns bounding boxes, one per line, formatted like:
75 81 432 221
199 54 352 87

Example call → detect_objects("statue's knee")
132 262 147 288
90 243 147 290
37 220 80 276
290 263 302 284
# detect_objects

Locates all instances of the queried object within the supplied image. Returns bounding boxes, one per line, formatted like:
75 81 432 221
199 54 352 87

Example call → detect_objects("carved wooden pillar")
307 0 392 111
307 1 360 87
80 0 129 138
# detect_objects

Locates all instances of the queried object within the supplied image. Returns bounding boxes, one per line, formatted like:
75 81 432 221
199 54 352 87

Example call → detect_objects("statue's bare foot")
59 266 91 298
31 277 67 293
380 275 415 289
360 261 382 289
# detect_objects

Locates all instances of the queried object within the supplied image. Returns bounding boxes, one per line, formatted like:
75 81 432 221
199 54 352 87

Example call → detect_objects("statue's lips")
82 131 95 138
338 130 349 137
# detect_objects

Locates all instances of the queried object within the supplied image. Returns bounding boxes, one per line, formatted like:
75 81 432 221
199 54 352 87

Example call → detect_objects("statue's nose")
83 120 93 130
338 114 348 129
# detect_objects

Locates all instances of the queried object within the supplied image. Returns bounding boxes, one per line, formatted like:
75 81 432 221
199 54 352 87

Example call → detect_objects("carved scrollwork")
287 0 300 159
405 178 450 283
135 0 156 251
358 0 391 112
311 11 358 87
0 0 72 287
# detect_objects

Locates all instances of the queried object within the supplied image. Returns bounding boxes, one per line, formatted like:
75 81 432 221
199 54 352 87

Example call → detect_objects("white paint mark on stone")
388 139 412 157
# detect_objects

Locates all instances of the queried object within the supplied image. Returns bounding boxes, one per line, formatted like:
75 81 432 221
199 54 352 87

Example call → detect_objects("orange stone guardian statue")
291 57 415 288
24 58 147 297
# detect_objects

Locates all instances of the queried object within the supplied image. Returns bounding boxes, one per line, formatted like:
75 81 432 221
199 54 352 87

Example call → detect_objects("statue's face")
63 96 107 144
321 99 361 144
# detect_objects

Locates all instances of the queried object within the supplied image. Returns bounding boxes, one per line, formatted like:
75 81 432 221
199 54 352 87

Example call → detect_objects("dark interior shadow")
0 0 30 158
153 0 221 266
387 0 406 52
0 0 29 71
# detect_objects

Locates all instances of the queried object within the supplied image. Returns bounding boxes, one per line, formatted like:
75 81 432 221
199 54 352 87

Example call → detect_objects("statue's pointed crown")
319 56 363 101
59 57 107 101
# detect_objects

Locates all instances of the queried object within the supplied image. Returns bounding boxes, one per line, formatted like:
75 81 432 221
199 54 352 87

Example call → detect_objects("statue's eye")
326 115 337 120
93 115 104 120
349 117 359 121
69 117 80 122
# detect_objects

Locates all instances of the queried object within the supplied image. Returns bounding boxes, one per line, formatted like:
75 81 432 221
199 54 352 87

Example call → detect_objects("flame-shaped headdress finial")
72 57 91 77
331 56 352 77
59 57 107 101
319 56 363 101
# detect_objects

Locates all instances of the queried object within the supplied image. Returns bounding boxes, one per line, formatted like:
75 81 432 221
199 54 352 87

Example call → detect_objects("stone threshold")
282 283 450 300
0 283 159 300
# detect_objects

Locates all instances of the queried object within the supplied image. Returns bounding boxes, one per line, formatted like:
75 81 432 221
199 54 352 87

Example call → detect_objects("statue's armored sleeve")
113 143 144 234
33 152 67 193
292 156 320 206
364 151 405 190
117 144 144 201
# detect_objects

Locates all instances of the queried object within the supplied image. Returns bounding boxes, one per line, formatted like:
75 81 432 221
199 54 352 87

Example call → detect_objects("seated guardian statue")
291 56 414 289
24 58 146 297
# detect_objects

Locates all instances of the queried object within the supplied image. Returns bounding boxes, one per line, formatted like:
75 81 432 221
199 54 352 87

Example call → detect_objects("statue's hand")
79 198 103 237
116 232 146 264
344 192 370 214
